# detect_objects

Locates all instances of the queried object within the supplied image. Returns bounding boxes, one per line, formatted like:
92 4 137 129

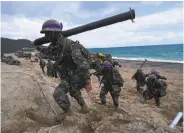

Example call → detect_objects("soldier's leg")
55 71 58 78
136 82 140 92
47 69 49 76
41 67 44 73
100 86 108 105
111 85 121 108
154 94 160 107
53 80 71 113
70 88 89 113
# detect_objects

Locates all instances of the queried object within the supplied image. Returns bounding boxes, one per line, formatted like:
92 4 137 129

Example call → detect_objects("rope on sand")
47 124 63 133
2 72 58 116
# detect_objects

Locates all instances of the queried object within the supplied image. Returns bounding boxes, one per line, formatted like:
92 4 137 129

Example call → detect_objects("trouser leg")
111 85 121 108
100 86 108 105
53 81 71 112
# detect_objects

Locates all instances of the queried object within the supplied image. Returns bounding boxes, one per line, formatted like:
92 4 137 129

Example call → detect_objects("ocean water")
88 44 183 63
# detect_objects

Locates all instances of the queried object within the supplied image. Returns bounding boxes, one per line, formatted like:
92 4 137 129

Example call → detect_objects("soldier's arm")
113 68 124 87
157 74 167 80
36 46 57 61
71 44 89 69
33 37 50 46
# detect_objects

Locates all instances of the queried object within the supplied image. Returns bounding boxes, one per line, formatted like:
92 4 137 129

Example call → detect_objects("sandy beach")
1 56 183 133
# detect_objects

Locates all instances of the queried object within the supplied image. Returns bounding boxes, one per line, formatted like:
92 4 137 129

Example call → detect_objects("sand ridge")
1 56 183 133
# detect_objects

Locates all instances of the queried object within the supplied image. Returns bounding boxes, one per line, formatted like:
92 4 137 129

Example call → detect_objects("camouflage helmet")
148 74 157 82
40 19 63 34
103 61 112 68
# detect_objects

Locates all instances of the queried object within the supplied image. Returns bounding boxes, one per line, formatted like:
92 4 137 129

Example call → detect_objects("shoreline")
112 57 183 64
115 59 183 73
4 53 183 72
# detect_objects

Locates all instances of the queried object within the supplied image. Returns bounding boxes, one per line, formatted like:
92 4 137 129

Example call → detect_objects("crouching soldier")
97 61 124 108
132 69 146 92
143 74 167 107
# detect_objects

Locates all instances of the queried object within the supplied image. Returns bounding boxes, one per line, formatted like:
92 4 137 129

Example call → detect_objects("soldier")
132 69 146 92
33 19 92 120
143 74 167 107
96 61 124 108
46 60 54 77
39 58 46 73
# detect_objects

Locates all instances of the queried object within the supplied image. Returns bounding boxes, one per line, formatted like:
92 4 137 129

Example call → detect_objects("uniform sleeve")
113 68 124 86
157 74 167 80
71 44 90 69
37 46 57 61
33 37 50 46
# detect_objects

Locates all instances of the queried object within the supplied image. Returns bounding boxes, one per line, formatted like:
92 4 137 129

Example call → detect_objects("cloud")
1 2 183 48
140 1 163 6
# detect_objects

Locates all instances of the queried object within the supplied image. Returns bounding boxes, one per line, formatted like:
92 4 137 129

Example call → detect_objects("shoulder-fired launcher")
34 8 135 45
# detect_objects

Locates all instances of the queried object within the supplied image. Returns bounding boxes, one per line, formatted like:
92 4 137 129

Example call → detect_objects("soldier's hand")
85 83 93 93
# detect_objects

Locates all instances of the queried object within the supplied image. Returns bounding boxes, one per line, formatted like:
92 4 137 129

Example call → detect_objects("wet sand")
116 59 183 73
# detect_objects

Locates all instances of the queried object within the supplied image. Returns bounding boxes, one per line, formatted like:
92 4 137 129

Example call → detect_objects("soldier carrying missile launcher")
32 8 135 122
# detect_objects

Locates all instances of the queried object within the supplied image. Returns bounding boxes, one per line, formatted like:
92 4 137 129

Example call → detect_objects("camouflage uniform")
39 58 46 73
97 61 124 108
33 19 90 115
132 69 146 92
144 74 167 107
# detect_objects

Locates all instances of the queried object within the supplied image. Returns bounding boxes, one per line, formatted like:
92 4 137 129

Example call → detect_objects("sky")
1 1 183 48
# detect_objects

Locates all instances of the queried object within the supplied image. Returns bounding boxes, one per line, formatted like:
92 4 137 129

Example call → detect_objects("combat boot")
101 102 107 106
56 113 67 123
80 104 89 113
